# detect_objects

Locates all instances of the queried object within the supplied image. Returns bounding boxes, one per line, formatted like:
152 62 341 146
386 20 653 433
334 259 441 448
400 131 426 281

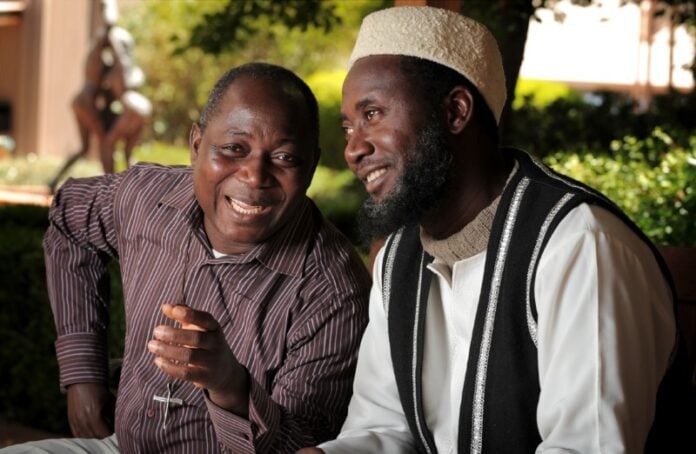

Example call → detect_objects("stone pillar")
13 0 91 156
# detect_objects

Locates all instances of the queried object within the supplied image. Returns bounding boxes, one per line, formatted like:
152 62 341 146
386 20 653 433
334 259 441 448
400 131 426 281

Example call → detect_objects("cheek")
282 177 308 200
276 173 309 205
193 166 219 205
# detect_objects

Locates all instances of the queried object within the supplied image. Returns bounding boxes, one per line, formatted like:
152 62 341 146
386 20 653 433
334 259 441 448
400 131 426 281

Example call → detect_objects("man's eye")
218 144 245 156
274 153 303 167
365 109 379 120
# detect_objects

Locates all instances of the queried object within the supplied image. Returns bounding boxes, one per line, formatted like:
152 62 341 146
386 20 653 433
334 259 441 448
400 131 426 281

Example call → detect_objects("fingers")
147 338 215 366
151 355 206 388
151 324 216 350
150 305 244 395
161 304 219 331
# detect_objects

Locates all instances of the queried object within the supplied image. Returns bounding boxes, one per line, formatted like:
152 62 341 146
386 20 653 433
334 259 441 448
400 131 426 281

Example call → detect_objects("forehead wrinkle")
220 127 299 150
218 107 295 137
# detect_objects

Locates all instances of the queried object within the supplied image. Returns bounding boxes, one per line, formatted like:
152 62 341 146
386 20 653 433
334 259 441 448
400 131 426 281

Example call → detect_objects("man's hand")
148 304 250 417
66 382 115 438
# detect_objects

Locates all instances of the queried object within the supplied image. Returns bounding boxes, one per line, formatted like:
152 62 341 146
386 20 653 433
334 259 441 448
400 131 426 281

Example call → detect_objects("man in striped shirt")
5 63 370 453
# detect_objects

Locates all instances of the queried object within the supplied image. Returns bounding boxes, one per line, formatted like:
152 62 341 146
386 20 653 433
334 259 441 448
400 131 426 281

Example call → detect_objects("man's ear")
189 123 202 165
445 86 474 134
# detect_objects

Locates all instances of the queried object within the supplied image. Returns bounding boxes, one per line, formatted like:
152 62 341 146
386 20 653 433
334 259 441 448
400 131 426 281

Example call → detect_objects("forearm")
44 174 121 387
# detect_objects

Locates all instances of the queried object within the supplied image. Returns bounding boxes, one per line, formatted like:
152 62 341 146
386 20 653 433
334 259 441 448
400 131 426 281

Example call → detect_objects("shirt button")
147 408 155 418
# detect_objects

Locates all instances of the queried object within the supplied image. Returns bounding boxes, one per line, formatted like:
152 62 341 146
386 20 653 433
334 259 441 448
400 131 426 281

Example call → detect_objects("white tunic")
320 204 676 453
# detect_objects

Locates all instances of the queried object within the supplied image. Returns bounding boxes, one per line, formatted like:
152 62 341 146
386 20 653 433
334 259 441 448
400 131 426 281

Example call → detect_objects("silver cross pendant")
153 382 184 430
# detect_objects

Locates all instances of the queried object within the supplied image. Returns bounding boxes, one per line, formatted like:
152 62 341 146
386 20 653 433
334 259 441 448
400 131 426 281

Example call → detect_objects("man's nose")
344 128 373 167
237 154 271 188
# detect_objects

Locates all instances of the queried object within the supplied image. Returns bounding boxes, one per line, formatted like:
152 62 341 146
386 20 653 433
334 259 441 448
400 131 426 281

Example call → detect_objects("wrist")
207 365 250 417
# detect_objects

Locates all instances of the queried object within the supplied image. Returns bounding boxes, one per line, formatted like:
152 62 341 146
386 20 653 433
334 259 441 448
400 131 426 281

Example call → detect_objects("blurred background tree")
117 0 692 246
120 0 387 167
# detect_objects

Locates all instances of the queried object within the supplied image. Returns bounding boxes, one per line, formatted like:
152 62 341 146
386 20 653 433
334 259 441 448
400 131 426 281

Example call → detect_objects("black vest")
383 149 690 453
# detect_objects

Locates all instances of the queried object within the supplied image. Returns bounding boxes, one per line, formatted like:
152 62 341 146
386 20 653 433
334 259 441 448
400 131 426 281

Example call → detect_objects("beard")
358 118 452 246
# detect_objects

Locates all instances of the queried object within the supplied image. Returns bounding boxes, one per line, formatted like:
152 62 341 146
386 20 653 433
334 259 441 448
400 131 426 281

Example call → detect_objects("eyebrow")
223 129 251 137
222 129 299 147
340 96 377 122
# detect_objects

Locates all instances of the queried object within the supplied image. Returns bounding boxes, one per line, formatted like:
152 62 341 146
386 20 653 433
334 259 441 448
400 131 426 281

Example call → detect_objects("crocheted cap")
348 6 507 124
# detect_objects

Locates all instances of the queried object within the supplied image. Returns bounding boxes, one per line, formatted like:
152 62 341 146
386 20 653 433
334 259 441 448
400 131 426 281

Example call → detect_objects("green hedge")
545 129 696 247
0 205 66 433
0 205 125 434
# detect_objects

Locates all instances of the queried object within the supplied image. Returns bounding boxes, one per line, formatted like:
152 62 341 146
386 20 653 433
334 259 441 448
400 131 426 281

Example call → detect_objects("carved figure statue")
49 0 150 192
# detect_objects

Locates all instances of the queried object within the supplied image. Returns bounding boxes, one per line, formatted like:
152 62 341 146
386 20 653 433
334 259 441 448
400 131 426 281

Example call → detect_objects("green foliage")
0 142 190 187
513 79 582 109
119 141 190 168
185 0 341 55
0 206 64 433
0 154 101 187
307 165 364 243
546 129 696 247
306 70 347 168
120 0 389 146
509 89 696 158
0 205 125 434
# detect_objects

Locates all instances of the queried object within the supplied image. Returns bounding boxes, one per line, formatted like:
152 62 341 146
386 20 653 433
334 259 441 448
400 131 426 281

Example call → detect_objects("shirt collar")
248 197 315 278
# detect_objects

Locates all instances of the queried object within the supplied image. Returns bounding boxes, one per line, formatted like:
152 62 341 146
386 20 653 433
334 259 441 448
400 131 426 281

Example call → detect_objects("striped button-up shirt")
44 163 371 453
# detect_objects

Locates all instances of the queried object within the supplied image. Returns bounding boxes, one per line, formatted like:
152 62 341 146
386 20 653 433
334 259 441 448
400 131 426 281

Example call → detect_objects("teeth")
366 168 387 183
227 197 265 215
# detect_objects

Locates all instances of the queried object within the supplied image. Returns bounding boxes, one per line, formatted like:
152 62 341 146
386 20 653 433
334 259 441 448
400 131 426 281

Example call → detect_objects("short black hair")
198 63 320 152
398 56 499 143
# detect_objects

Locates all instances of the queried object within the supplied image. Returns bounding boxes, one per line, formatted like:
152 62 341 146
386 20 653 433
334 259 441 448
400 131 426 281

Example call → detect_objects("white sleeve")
534 204 676 453
319 247 416 454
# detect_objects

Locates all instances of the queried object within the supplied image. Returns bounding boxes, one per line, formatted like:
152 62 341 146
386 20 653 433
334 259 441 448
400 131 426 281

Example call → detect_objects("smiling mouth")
365 168 387 184
225 196 269 215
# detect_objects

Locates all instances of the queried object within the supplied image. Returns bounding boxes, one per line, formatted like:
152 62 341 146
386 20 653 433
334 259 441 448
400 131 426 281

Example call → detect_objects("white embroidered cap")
348 6 507 124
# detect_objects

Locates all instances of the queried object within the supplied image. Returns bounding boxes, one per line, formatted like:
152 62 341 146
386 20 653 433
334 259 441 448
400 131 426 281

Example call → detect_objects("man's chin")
357 197 417 247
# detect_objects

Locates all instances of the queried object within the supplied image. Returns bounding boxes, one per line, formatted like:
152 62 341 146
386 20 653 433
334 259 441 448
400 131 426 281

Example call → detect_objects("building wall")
520 0 695 95
1 0 91 156
0 25 22 135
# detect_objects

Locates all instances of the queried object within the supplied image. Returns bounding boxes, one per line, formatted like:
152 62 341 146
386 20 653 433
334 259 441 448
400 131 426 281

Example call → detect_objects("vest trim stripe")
470 177 530 454
525 192 576 346
412 252 434 454
383 228 404 313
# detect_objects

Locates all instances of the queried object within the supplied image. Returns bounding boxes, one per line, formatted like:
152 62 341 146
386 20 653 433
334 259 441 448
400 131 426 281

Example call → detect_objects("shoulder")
121 162 190 182
542 203 660 272
117 163 191 201
552 203 644 245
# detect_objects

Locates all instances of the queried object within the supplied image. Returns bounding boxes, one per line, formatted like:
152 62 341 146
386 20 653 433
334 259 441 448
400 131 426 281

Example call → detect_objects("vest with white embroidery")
383 149 687 454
